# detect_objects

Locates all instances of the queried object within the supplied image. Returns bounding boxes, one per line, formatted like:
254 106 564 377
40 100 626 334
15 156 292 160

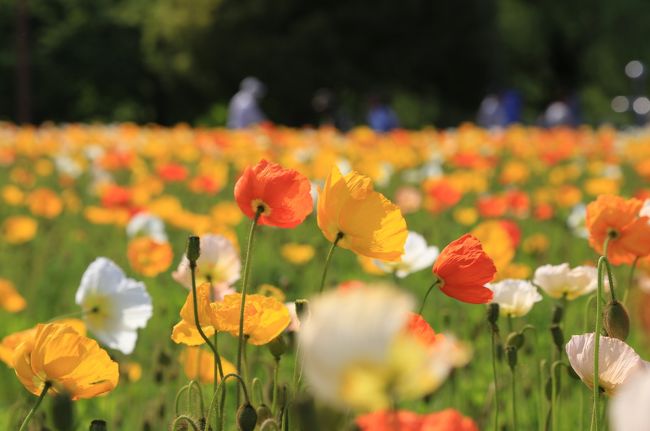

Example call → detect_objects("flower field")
1 122 650 430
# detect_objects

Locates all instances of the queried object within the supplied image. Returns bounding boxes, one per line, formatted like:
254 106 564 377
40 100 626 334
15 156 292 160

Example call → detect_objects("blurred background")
2 0 650 128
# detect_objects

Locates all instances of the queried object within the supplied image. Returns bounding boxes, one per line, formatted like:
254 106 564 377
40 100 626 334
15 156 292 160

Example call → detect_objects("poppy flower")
13 323 118 400
126 212 168 242
586 195 650 265
234 159 313 228
127 237 173 277
26 188 63 219
432 234 496 304
0 278 26 313
423 179 462 214
1 216 37 244
610 368 650 431
470 221 515 275
211 294 290 345
356 409 478 431
375 232 439 278
533 263 600 300
157 163 188 182
317 166 407 261
281 243 316 265
487 279 542 317
171 282 217 346
180 347 236 384
76 258 153 354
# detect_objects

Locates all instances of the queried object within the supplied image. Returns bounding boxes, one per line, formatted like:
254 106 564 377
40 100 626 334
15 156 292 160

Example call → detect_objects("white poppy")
566 333 644 395
610 367 650 431
76 257 153 354
567 204 588 238
533 263 603 300
126 212 168 243
298 286 454 411
172 234 240 300
375 231 439 278
487 279 542 317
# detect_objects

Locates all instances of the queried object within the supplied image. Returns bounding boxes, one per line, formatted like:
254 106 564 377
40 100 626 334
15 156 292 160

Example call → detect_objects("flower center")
251 199 270 217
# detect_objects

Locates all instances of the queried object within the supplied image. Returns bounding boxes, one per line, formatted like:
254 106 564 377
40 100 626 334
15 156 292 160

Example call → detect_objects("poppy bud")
295 299 308 317
52 392 74 431
506 332 524 350
506 345 517 370
237 402 258 431
187 236 201 264
268 336 287 360
256 404 273 426
604 300 630 341
89 420 108 431
487 303 500 329
552 304 564 324
550 324 564 352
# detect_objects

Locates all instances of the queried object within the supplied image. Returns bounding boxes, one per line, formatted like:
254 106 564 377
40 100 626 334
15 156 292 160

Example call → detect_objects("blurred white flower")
487 279 542 317
533 263 603 300
640 199 650 219
375 231 439 278
76 257 153 354
54 155 83 178
126 212 168 243
610 368 650 431
567 204 588 238
298 286 455 411
172 234 240 300
566 333 644 396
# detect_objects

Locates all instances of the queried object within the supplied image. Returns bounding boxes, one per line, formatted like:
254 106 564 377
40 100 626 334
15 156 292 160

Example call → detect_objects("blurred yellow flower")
257 284 286 302
2 185 24 206
127 237 173 277
13 323 118 400
84 206 130 226
281 243 315 265
584 177 619 196
35 159 54 176
0 279 26 313
211 294 290 345
522 233 550 255
171 283 216 346
317 166 407 261
2 215 37 244
498 263 532 280
211 201 243 226
471 221 514 274
453 207 479 226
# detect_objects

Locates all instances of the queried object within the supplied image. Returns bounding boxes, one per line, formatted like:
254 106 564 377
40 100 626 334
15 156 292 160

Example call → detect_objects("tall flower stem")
418 278 441 314
590 237 611 431
511 366 518 431
207 276 225 391
319 232 343 293
237 208 262 404
491 330 499 431
272 357 281 417
18 382 51 431
623 257 639 305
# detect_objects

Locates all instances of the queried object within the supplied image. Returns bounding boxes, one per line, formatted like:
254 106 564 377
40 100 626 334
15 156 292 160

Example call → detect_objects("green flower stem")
491 330 499 431
171 415 200 431
207 276 225 390
205 373 251 431
511 366 518 431
319 232 343 293
175 384 190 416
186 380 205 418
550 361 568 431
418 278 441 315
623 257 639 305
18 382 51 431
272 357 281 418
539 360 547 431
591 237 611 431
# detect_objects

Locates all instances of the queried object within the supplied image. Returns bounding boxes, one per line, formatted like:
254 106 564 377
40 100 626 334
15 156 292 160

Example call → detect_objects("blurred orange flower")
432 234 496 304
127 237 173 277
318 166 407 261
1 215 37 244
423 179 462 214
180 347 236 384
356 409 478 431
13 323 118 400
586 195 650 265
234 159 313 228
211 294 290 345
27 188 63 219
157 163 188 182
0 278 26 312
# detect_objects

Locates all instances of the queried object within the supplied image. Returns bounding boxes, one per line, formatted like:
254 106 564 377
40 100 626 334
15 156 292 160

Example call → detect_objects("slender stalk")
207 276 225 390
205 373 251 430
236 209 262 404
623 257 639 305
591 237 610 431
418 278 441 314
272 357 280 417
18 382 51 431
491 330 499 431
171 415 201 431
318 232 343 293
511 367 518 431
175 384 190 415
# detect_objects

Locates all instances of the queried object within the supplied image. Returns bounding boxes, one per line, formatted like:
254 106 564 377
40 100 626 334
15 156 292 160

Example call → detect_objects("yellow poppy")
127 237 173 277
317 166 407 261
13 323 118 400
180 347 237 384
281 243 315 265
0 278 26 312
171 283 216 346
211 294 290 345
2 216 37 244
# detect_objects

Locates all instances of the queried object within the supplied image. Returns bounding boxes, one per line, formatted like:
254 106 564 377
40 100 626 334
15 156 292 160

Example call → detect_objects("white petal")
76 257 125 305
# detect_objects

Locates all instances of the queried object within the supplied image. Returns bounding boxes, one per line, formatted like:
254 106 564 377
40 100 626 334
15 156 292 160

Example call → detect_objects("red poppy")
356 409 478 431
432 234 496 304
424 179 462 214
499 219 521 249
477 195 508 218
157 163 188 182
234 159 313 228
100 185 132 208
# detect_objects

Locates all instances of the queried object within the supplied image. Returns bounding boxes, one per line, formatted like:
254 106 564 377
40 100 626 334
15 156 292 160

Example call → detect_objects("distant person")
477 93 507 128
227 77 266 129
367 95 399 132
542 99 575 127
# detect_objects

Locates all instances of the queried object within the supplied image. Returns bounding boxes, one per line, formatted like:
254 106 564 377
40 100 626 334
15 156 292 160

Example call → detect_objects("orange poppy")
234 159 313 228
157 163 188 182
404 313 437 347
127 237 173 277
180 347 236 384
0 278 26 312
356 409 478 431
423 179 462 214
586 195 650 265
432 234 496 304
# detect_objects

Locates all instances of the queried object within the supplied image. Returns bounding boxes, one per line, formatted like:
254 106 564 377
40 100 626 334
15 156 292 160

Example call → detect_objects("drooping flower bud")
256 404 273 426
52 392 74 431
237 402 258 431
506 332 524 350
604 300 630 341
268 336 287 360
89 420 108 431
550 324 564 352
506 345 517 370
